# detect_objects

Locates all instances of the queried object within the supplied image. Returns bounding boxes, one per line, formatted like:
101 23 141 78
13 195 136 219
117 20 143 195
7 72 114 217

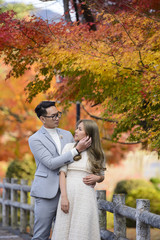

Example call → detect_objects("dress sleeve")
59 143 74 174
59 165 68 174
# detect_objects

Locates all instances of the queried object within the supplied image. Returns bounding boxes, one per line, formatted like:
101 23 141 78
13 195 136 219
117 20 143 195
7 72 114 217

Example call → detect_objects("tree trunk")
63 0 72 22
78 0 96 30
73 0 79 22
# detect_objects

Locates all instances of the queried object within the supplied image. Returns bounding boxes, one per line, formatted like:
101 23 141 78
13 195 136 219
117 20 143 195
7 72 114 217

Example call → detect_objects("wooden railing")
0 178 34 235
0 178 160 239
97 192 160 240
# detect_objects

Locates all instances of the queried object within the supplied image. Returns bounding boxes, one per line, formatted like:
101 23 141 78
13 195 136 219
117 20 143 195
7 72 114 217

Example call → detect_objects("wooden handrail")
0 178 160 239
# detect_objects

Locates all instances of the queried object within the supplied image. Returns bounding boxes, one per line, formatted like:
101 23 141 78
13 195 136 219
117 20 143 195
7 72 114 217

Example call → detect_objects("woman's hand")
61 196 69 214
83 174 104 186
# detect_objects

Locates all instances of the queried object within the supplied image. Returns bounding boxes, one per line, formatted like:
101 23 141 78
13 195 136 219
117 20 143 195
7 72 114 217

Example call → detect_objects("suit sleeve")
28 137 74 171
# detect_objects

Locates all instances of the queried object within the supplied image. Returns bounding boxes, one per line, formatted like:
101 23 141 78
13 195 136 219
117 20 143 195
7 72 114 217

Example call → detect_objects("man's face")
40 106 60 128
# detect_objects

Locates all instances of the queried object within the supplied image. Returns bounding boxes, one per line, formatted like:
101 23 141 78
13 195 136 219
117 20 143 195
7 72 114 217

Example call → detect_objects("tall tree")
39 0 160 25
40 0 96 29
0 0 160 153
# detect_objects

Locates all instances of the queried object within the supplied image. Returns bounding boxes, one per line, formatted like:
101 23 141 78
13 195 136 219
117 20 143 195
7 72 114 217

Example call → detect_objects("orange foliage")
0 60 48 162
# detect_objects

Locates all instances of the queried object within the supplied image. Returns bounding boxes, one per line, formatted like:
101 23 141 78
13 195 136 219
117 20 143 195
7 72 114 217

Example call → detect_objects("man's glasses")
44 111 62 120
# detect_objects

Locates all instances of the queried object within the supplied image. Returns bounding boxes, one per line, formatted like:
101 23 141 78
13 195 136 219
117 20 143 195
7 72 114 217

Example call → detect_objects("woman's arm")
59 171 69 213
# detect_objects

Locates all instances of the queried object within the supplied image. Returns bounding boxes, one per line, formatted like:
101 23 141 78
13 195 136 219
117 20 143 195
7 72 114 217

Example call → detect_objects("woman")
52 119 106 240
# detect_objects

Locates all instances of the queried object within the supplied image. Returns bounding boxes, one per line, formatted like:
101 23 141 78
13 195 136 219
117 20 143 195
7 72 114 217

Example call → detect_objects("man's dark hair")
35 101 56 118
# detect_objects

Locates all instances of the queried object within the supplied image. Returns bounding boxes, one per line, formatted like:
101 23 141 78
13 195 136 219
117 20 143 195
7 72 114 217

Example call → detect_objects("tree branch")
0 106 24 122
102 137 141 145
81 104 118 123
109 11 145 67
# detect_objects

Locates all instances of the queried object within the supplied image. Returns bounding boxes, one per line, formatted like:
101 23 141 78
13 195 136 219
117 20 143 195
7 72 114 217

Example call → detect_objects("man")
28 101 91 240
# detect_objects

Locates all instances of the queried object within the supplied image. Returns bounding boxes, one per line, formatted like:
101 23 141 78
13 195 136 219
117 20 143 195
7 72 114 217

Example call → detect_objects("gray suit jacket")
28 126 75 199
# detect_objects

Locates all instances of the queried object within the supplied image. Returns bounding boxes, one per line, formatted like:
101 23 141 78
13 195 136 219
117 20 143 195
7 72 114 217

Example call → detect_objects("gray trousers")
32 191 60 240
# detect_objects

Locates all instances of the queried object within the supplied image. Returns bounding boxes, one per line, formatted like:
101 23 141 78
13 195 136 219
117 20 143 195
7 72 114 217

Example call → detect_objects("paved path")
0 226 31 240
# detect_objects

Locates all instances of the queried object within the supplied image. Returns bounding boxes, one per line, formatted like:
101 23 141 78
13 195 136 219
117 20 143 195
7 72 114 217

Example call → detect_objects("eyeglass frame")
43 111 62 120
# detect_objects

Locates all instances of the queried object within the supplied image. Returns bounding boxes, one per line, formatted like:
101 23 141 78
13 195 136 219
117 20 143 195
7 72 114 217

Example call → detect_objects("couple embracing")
29 101 106 240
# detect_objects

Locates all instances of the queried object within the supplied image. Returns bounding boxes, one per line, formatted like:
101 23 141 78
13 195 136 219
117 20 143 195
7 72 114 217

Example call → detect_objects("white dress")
51 143 102 240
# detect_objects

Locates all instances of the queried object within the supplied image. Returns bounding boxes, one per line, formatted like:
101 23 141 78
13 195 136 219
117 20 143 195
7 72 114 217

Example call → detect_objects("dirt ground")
126 228 160 240
107 228 160 240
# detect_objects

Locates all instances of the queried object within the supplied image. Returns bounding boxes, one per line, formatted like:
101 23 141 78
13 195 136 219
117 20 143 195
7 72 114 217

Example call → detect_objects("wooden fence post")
20 179 28 233
2 178 10 227
113 194 126 238
29 196 34 235
136 199 150 240
11 178 18 229
96 190 106 230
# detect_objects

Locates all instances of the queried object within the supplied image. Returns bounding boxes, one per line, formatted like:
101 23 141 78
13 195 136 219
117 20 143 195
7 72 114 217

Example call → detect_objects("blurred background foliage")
0 0 34 18
6 153 36 185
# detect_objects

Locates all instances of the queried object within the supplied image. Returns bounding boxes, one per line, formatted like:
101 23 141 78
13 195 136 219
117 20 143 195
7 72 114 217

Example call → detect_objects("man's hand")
83 174 104 186
61 196 69 214
76 136 91 153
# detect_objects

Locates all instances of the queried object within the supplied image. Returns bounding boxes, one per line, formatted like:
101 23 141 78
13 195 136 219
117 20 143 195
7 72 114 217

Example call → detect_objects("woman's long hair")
76 119 106 174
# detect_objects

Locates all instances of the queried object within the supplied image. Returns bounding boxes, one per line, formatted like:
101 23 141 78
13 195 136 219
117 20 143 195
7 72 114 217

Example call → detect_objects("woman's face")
74 122 86 141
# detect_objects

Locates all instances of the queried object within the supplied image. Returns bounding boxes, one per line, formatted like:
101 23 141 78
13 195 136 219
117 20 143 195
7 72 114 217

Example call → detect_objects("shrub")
150 178 160 191
6 153 36 185
114 179 154 195
126 187 160 214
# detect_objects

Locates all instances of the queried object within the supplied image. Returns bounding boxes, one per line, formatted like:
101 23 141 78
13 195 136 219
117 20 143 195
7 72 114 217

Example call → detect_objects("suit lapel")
40 126 59 154
40 126 67 155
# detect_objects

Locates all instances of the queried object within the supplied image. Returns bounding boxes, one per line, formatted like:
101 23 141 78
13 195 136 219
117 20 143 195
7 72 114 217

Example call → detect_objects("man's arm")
28 136 91 171
83 174 105 185
75 136 91 153
29 138 74 170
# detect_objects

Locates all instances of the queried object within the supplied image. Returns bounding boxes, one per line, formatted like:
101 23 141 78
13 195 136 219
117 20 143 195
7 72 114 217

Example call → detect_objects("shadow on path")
0 224 32 240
